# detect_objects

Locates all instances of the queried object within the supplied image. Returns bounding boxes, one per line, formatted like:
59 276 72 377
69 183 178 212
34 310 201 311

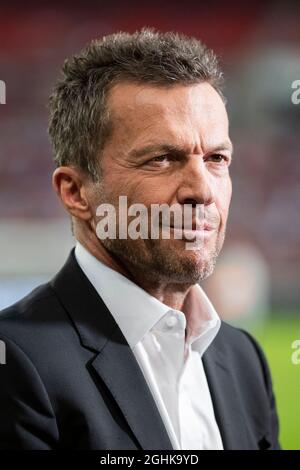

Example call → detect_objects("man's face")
88 81 233 284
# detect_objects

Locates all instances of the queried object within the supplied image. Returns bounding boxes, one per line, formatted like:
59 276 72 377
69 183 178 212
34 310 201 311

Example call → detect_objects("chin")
154 245 218 284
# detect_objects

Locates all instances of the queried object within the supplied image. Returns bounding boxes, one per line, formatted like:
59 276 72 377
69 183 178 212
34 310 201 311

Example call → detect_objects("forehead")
106 81 229 150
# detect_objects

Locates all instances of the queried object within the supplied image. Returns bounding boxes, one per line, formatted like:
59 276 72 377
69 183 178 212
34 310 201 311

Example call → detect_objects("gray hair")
48 27 225 181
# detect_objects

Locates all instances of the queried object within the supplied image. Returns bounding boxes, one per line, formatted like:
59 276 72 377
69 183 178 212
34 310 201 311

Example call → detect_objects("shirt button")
165 315 178 328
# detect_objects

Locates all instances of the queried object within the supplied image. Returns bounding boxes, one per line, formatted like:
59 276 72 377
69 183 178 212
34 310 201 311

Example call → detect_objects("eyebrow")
128 141 234 160
212 142 234 156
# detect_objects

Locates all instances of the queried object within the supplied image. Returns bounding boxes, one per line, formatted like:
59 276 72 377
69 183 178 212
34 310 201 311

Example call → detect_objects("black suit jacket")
0 248 280 450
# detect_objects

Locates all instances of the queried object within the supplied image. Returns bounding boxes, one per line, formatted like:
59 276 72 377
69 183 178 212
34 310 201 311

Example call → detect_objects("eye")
206 154 229 164
150 154 169 163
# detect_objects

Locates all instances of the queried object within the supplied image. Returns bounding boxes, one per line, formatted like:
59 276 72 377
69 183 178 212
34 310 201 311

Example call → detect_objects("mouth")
160 222 216 240
166 221 216 231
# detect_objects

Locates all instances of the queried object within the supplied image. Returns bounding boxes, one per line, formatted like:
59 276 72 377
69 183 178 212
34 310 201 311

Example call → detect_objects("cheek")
129 178 172 206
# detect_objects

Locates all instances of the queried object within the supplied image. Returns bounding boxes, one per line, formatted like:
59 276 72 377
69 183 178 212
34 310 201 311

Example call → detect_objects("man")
0 28 280 450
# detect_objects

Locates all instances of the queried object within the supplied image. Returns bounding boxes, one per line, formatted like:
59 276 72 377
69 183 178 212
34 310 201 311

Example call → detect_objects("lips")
169 221 215 231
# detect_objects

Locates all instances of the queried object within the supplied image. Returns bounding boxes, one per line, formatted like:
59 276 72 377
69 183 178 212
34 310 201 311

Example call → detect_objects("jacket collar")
202 337 257 450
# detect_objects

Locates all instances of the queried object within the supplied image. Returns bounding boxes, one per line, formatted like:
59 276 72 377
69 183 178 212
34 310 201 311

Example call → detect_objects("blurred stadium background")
0 0 299 449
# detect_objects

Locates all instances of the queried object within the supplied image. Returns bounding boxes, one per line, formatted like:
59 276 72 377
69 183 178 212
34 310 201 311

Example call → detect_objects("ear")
52 166 92 221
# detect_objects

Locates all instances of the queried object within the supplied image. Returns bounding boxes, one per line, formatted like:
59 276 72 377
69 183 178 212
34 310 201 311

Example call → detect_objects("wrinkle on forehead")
106 81 229 154
109 81 225 113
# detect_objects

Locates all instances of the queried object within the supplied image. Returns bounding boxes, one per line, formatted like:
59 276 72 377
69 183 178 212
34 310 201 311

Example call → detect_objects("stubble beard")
99 225 226 285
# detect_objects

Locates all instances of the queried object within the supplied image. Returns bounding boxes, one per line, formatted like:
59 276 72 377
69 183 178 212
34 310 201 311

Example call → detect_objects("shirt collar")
74 241 220 356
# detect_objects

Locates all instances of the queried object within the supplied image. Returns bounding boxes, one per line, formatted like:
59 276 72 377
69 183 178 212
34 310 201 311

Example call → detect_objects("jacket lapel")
91 333 174 450
50 248 174 450
202 337 257 450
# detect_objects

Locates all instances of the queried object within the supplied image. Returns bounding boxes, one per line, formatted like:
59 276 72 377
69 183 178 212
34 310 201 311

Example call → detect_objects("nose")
176 157 215 207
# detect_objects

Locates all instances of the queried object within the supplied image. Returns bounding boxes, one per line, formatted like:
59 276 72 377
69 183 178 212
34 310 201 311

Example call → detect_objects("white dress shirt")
74 241 223 450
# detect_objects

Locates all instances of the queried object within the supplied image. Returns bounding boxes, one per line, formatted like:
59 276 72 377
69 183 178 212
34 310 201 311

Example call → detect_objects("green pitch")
252 315 300 450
